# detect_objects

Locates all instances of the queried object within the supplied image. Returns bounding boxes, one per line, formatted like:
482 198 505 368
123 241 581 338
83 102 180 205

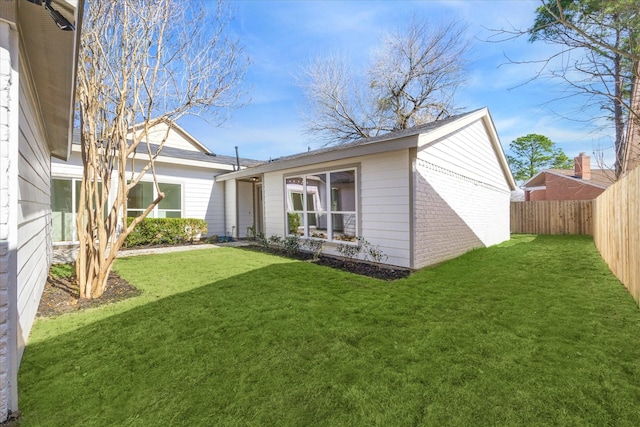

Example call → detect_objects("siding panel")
16 68 52 357
262 150 412 268
51 154 227 238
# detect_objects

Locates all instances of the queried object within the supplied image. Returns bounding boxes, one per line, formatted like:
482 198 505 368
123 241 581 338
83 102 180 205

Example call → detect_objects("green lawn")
18 235 640 426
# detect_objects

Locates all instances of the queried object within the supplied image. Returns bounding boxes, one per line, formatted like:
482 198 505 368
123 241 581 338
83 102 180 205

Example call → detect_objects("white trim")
522 185 546 191
284 167 359 242
216 108 517 191
69 143 237 171
128 118 211 154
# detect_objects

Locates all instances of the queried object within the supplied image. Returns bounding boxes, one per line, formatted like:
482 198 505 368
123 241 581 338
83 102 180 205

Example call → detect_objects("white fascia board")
215 134 420 181
416 108 488 149
69 144 236 171
523 185 546 191
129 118 211 154
416 107 517 191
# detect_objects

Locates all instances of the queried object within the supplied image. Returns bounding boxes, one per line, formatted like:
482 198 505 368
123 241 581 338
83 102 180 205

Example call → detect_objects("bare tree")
75 0 248 298
494 0 640 178
299 18 470 146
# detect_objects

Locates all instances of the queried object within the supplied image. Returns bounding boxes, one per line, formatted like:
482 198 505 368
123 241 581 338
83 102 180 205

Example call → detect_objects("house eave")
68 144 239 171
17 0 83 161
216 134 421 181
217 108 516 186
128 118 213 154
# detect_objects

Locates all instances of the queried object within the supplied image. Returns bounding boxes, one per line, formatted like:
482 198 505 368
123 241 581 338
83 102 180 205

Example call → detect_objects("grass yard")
18 235 640 426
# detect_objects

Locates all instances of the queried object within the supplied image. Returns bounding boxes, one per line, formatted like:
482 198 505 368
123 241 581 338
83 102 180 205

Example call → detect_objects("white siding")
237 181 253 238
16 57 52 359
418 119 510 190
360 151 411 267
263 173 285 237
261 150 412 268
51 153 227 238
414 119 511 268
224 179 236 238
0 21 19 420
128 121 205 152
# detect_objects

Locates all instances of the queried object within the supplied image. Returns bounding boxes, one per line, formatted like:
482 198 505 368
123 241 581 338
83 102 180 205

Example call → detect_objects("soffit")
18 0 81 159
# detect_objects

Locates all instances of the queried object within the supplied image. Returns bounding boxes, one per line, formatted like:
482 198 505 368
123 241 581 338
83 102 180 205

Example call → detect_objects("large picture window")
285 168 357 242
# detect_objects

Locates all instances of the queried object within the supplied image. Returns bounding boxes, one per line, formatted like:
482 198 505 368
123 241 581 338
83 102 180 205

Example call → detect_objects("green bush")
123 217 208 248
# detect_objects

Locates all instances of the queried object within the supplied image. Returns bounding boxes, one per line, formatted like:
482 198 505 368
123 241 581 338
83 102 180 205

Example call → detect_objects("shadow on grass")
18 235 640 426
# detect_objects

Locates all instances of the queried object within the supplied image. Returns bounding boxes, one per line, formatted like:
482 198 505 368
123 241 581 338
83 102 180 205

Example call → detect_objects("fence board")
594 166 640 307
510 200 593 235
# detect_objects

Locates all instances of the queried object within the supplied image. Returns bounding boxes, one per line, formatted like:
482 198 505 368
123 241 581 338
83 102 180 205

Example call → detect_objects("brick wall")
414 159 510 268
546 173 605 200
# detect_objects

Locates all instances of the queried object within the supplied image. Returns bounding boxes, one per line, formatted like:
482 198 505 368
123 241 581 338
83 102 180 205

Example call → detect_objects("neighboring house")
50 119 261 244
0 0 83 421
217 108 517 269
521 153 615 201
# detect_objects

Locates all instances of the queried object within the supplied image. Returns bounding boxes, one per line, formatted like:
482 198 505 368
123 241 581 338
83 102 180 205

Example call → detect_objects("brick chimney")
574 152 591 179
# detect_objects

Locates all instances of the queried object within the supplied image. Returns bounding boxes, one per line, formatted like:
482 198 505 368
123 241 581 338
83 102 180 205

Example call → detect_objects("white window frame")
126 180 184 219
284 167 358 242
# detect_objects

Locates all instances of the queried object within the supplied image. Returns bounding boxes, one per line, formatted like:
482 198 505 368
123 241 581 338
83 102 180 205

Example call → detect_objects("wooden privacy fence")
593 166 640 307
510 200 593 235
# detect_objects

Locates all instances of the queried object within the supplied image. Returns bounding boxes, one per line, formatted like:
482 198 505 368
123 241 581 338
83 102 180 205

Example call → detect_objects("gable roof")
522 168 615 190
217 107 517 190
128 118 212 154
71 129 262 170
131 143 262 169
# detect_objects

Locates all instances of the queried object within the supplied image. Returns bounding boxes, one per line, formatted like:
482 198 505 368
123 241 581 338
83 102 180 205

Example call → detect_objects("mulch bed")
240 245 412 281
37 272 141 318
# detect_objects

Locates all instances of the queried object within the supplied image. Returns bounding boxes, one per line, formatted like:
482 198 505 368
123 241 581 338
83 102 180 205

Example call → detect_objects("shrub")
282 235 300 256
336 238 364 263
123 217 207 248
247 226 256 240
268 235 283 249
337 237 388 266
365 244 388 264
256 232 268 249
302 238 324 260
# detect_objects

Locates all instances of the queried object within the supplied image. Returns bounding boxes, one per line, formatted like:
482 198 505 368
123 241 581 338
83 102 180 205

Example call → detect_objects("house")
521 153 615 201
217 108 517 269
50 119 261 244
0 0 83 421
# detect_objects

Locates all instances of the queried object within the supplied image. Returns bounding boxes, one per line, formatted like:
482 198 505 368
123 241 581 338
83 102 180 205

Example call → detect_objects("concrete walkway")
52 241 253 264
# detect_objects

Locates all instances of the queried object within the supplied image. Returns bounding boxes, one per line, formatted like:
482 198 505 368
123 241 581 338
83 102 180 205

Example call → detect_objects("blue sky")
179 0 616 167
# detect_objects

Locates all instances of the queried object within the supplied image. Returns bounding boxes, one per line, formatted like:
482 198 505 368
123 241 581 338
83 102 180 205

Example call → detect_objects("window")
51 178 104 242
127 181 182 219
285 168 357 242
52 178 182 242
52 178 76 242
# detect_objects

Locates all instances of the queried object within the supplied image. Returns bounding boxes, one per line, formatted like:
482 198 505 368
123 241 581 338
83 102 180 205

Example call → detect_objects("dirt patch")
37 271 141 318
